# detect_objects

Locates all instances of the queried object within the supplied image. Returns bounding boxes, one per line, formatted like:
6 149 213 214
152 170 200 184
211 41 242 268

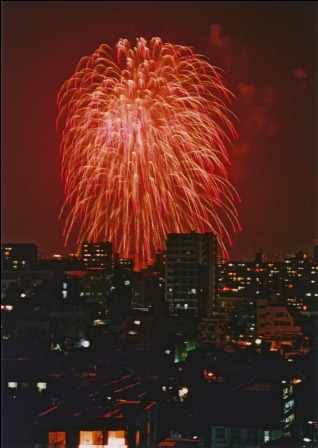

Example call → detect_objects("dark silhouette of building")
165 232 217 318
1 243 38 270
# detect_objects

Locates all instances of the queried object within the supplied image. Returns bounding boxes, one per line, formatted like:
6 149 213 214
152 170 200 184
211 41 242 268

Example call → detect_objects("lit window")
107 430 126 446
283 387 290 398
283 414 294 428
179 387 188 401
49 432 66 445
79 430 103 446
1 305 13 311
284 399 294 413
136 431 140 446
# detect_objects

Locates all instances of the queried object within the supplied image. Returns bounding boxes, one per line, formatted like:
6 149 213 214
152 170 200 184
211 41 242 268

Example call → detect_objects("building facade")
165 232 217 317
1 243 38 270
81 242 113 269
256 298 302 351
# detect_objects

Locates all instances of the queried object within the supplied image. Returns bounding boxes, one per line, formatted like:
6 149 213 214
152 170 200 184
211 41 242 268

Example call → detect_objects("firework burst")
57 37 240 268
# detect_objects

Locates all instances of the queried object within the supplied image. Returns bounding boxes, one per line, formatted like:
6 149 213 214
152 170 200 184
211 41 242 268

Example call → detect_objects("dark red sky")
2 1 317 260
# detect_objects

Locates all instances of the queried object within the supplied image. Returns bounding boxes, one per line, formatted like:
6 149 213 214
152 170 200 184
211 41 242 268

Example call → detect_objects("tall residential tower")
165 232 217 317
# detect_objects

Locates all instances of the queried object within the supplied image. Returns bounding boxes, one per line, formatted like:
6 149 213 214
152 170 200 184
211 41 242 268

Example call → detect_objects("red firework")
57 37 240 268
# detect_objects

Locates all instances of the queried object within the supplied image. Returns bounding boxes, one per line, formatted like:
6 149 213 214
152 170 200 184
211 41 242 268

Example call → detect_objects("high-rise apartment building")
81 241 112 269
165 232 217 317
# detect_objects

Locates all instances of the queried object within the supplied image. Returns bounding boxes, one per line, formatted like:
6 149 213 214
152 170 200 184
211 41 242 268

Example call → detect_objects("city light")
2 3 317 447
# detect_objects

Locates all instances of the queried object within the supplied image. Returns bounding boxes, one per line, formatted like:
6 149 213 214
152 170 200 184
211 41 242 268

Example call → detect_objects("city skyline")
2 1 317 261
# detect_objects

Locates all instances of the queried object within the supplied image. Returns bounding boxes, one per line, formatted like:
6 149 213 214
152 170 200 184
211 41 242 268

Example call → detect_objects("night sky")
2 1 317 260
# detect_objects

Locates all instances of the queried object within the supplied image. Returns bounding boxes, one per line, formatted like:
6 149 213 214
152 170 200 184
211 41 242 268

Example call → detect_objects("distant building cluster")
1 237 317 447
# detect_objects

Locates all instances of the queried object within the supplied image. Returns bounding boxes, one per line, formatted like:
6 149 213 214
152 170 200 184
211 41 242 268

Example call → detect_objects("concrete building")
197 318 228 348
165 232 217 317
123 314 154 351
81 241 113 269
210 378 295 447
256 298 302 351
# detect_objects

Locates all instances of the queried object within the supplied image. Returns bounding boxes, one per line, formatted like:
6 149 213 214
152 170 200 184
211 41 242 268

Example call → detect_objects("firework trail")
57 37 240 268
